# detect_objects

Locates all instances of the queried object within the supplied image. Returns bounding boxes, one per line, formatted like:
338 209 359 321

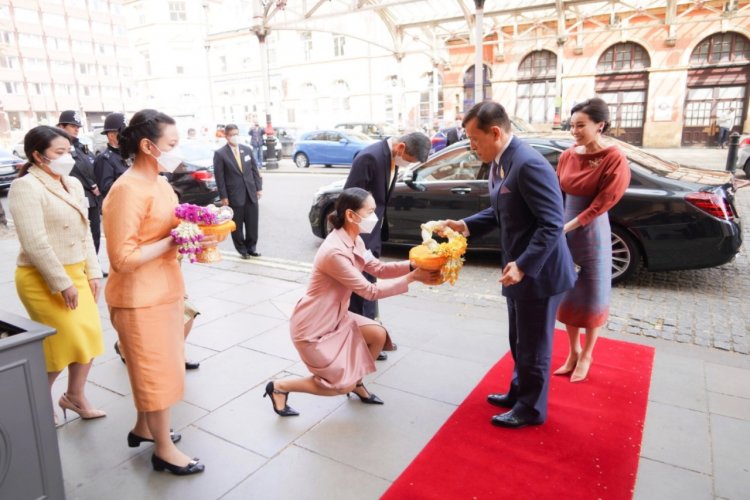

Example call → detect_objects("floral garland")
171 204 233 263
420 221 468 285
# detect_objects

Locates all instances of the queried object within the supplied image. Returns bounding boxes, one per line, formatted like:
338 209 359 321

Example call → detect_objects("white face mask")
395 155 416 169
227 135 239 146
150 143 183 173
44 153 76 176
353 211 379 234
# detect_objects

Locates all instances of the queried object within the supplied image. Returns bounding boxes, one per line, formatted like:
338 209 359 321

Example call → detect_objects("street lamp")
251 0 286 170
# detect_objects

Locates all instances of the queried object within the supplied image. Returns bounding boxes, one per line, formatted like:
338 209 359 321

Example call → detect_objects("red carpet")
383 331 654 500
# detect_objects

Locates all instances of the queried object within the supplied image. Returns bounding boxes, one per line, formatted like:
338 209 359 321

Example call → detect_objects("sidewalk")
0 234 748 499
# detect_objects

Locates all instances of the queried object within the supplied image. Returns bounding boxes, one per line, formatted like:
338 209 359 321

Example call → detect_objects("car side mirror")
403 171 426 192
339 138 349 144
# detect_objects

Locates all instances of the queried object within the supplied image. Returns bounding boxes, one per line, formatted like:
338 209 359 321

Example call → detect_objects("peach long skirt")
109 300 185 412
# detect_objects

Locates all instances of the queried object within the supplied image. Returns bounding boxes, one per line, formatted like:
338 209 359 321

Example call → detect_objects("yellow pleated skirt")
15 262 104 373
109 300 185 412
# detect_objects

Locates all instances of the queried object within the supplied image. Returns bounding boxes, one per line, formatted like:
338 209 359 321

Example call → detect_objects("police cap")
58 110 83 127
101 112 127 134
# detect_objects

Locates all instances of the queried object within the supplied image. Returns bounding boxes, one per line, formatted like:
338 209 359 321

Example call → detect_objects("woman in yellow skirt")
104 109 214 476
9 125 106 424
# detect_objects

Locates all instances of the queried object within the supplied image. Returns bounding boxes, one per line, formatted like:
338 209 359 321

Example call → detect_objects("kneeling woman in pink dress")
265 187 439 416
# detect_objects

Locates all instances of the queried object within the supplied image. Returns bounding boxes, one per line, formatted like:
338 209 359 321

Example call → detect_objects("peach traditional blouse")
103 173 184 308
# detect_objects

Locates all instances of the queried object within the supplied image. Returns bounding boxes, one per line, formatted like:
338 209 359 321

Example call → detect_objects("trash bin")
0 311 65 500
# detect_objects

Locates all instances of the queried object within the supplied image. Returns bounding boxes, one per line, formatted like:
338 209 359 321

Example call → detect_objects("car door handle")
451 187 472 195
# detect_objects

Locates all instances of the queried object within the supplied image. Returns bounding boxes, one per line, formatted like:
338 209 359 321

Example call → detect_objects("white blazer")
9 166 102 293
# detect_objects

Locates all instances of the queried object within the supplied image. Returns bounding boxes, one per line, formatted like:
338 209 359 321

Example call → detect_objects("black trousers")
348 271 378 320
230 202 259 255
88 206 101 253
505 291 564 423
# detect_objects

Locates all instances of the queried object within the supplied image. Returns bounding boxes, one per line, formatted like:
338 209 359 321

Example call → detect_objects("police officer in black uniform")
57 110 102 252
94 112 128 199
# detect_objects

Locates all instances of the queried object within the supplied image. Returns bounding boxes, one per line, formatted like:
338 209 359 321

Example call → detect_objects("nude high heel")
58 393 107 420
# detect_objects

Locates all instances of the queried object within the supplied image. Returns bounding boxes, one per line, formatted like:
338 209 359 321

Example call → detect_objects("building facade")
0 0 137 145
443 2 750 147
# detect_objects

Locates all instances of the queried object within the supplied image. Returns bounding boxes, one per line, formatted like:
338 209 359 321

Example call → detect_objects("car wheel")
321 204 336 236
611 225 640 284
294 153 309 168
744 158 750 178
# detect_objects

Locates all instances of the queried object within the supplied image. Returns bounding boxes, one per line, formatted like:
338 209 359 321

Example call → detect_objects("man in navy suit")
344 132 430 357
441 101 576 428
214 124 263 258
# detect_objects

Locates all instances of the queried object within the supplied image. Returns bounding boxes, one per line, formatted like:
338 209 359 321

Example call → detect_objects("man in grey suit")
213 124 263 258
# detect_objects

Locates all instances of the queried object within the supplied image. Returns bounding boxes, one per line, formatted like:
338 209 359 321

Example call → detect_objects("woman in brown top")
104 110 215 476
553 98 630 382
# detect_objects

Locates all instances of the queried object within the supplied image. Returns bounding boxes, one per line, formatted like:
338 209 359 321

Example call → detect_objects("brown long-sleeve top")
556 145 631 226
103 173 184 308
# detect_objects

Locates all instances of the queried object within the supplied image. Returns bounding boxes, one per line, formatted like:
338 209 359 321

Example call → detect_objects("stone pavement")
0 229 749 499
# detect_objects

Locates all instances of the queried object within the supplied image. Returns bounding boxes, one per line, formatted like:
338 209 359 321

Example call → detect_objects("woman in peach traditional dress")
264 188 439 416
104 109 215 476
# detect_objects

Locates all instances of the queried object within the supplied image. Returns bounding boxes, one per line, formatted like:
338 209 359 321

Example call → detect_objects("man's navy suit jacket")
464 136 576 300
343 139 396 255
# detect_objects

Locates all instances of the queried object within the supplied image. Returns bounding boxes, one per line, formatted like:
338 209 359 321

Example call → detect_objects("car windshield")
0 149 15 159
414 147 483 182
510 116 535 133
344 131 372 142
180 141 215 162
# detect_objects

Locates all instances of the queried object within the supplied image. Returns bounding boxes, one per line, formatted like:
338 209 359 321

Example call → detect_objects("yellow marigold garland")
418 221 467 285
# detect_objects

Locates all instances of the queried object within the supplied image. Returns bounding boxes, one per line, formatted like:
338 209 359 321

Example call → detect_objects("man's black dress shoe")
185 360 200 370
240 252 250 259
377 352 388 361
487 393 514 408
248 251 261 257
491 410 542 429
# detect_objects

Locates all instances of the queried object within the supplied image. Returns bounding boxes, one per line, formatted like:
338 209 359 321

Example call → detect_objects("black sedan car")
309 136 742 283
0 149 24 190
164 141 220 206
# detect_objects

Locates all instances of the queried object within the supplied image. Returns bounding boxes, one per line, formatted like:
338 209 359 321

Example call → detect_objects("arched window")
518 50 556 80
595 43 650 145
683 32 750 146
516 50 556 124
597 42 650 72
690 32 750 65
463 64 491 110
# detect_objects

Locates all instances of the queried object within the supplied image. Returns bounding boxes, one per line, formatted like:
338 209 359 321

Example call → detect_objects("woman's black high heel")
263 381 300 417
151 454 205 476
348 383 384 405
127 429 182 447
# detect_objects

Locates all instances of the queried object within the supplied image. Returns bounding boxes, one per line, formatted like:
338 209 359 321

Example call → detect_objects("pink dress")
290 228 411 390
